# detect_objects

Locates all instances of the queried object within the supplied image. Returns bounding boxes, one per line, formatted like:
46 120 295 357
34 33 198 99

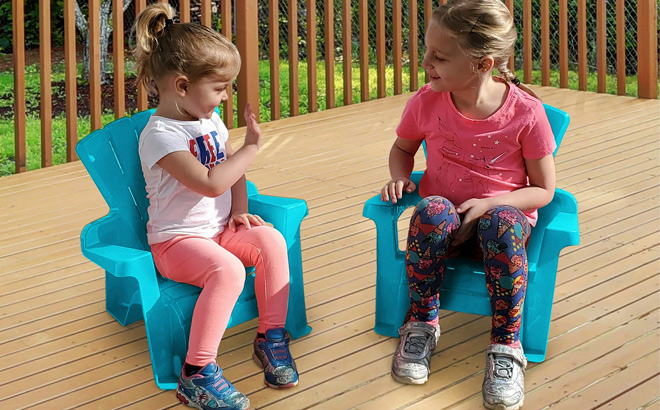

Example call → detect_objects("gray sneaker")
391 321 441 384
482 344 528 410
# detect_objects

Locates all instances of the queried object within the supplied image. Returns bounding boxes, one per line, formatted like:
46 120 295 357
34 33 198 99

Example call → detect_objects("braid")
498 64 542 101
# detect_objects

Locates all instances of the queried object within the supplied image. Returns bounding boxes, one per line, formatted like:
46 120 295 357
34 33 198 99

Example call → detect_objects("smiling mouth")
429 74 440 80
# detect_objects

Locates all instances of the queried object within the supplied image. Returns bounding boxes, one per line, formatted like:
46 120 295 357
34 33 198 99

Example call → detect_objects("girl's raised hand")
244 102 262 148
381 177 417 204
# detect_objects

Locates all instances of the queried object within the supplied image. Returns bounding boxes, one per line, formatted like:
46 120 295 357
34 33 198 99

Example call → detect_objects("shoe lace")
404 333 429 356
266 340 290 361
493 356 514 380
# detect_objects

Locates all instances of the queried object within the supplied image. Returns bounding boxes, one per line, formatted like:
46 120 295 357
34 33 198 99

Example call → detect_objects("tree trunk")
75 0 133 84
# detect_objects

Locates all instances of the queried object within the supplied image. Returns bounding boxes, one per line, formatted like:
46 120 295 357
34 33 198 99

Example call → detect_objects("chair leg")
374 252 409 338
285 234 312 340
520 268 556 362
105 272 143 326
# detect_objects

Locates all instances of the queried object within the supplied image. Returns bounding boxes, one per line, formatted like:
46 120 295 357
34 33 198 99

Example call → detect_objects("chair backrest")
422 103 570 157
76 109 156 251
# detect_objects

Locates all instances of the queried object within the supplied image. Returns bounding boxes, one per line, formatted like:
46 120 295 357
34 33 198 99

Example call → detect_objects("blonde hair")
132 3 241 95
432 0 540 99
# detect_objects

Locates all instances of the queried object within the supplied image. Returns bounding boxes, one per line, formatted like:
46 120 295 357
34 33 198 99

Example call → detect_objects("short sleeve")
139 124 190 170
396 92 424 141
520 102 557 159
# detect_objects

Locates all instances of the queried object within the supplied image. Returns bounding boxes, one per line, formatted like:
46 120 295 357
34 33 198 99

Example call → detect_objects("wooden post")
578 0 587 91
113 0 125 119
307 0 318 112
180 0 190 23
136 0 148 111
615 0 626 95
269 0 280 120
637 0 658 99
376 0 385 98
559 0 568 88
541 0 550 86
506 0 514 74
236 1 259 126
64 0 78 161
324 0 335 109
39 0 52 167
409 0 418 92
393 0 402 95
89 0 102 131
221 0 234 127
523 0 532 83
12 0 26 173
289 0 300 115
359 0 369 102
341 0 352 105
596 0 606 93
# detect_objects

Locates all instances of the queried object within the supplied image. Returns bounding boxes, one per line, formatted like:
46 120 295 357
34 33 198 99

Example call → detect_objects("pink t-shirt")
396 82 556 225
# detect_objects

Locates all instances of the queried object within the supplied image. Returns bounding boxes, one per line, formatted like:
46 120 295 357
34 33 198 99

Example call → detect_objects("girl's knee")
415 196 455 214
248 225 287 252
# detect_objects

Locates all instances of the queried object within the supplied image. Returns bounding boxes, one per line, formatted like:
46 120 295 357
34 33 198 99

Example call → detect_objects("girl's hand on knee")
381 177 417 204
453 198 492 246
229 212 266 231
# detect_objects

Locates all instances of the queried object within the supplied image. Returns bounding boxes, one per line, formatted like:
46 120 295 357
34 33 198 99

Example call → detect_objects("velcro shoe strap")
486 344 528 369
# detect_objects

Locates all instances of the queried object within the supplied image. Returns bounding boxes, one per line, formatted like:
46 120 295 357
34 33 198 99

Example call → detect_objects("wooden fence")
7 0 659 174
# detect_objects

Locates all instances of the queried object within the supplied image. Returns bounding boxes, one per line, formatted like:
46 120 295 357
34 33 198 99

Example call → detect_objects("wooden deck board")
1 87 658 409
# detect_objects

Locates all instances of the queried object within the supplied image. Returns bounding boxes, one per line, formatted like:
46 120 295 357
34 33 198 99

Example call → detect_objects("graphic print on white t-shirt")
188 130 226 169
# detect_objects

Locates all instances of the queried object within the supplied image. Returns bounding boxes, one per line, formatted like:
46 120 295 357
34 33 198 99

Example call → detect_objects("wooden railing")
6 0 659 174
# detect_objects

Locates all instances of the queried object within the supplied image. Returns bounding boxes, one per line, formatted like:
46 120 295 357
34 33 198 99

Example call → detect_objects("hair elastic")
165 18 174 27
511 77 521 86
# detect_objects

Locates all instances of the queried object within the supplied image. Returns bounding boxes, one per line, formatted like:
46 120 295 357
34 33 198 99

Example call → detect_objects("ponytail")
133 3 175 94
498 63 542 101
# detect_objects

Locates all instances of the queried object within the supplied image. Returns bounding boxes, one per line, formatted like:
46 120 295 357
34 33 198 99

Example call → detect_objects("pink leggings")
150 225 290 366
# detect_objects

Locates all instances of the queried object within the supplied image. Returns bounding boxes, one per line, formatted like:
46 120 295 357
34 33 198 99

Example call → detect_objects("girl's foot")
391 321 441 385
176 362 250 410
482 344 527 410
253 328 299 388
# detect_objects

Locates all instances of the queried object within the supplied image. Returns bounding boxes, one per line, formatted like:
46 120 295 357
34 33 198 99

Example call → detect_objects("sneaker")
176 362 250 410
391 321 441 385
482 344 527 410
253 328 299 389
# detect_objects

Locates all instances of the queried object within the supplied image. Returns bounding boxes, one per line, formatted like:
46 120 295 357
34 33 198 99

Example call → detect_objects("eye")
434 55 446 62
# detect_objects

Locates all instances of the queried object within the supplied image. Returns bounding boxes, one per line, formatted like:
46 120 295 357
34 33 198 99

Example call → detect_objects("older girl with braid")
380 1 555 409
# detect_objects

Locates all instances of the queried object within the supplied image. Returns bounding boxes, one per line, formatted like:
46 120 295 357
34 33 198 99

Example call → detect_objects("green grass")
0 59 655 176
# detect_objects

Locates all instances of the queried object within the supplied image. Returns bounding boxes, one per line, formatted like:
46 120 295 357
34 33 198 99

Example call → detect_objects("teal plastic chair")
76 109 311 390
362 104 579 362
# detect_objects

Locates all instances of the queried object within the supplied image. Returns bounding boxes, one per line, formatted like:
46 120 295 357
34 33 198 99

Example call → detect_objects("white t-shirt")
139 112 232 244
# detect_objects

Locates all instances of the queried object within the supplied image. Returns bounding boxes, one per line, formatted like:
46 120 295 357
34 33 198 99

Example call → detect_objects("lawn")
0 59 650 176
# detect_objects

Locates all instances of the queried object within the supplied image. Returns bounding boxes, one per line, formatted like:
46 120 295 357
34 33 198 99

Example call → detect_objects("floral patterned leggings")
405 196 531 345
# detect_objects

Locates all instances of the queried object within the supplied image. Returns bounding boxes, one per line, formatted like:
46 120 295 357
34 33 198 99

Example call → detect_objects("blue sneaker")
176 362 250 410
253 328 299 389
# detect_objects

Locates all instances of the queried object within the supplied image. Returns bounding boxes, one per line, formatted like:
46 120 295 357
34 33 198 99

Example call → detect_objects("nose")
220 90 229 102
421 50 432 70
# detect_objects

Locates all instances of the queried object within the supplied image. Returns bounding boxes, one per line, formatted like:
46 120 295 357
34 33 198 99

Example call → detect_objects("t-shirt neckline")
445 77 514 122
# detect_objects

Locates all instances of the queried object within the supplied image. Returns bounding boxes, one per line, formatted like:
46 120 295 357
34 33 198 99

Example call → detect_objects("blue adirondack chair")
76 109 311 390
362 104 579 362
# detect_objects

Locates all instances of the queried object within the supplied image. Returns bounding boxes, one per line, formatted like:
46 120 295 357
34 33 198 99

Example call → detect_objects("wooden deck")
1 87 659 410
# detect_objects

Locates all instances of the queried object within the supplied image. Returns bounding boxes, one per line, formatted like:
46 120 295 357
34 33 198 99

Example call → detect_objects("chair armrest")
363 171 424 248
81 213 160 310
248 194 308 244
544 189 580 248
